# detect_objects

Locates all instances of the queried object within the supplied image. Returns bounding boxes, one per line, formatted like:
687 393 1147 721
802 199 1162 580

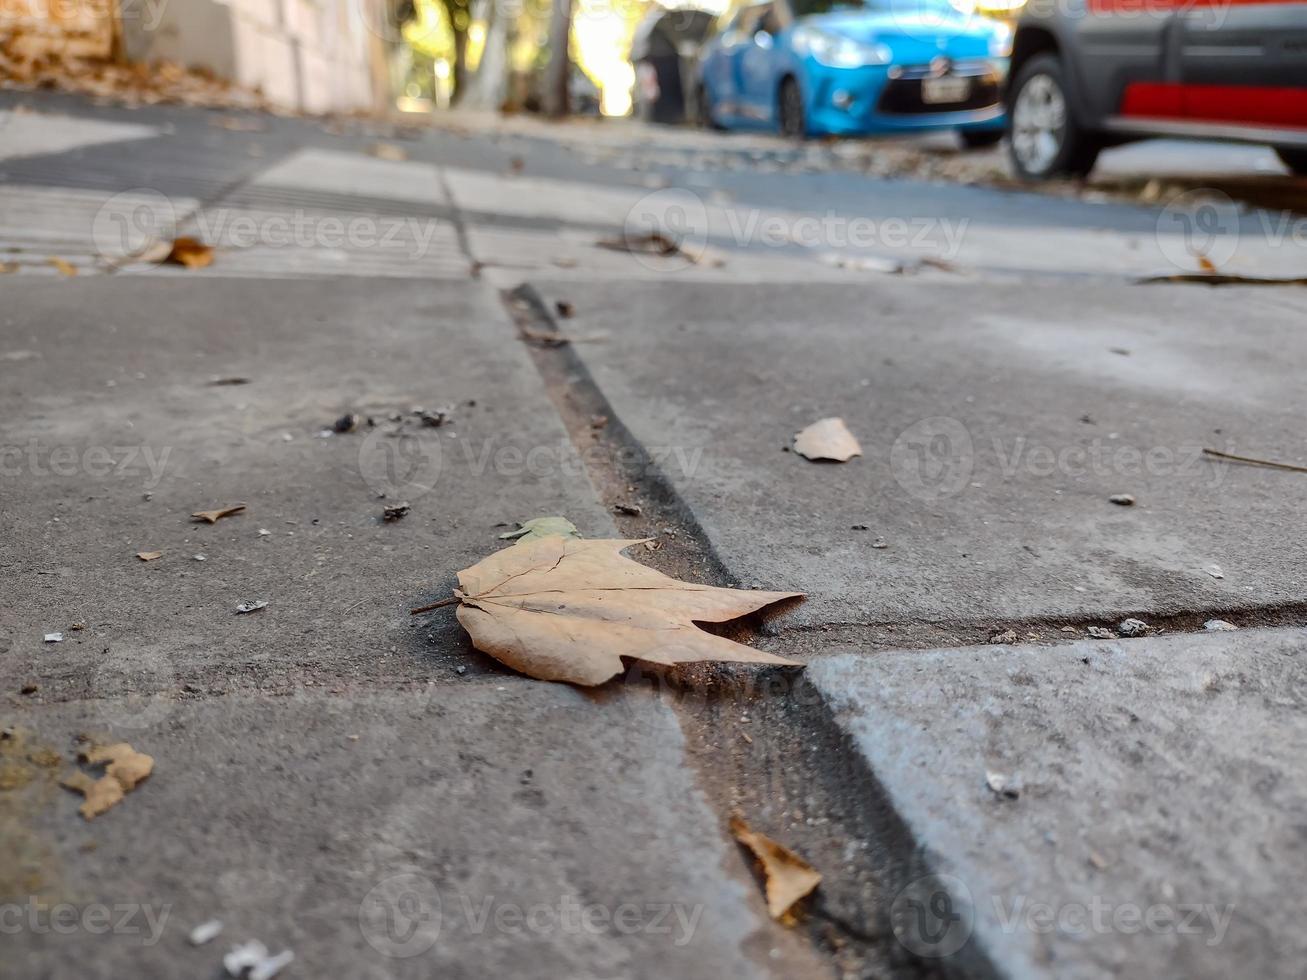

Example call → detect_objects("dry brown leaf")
729 815 822 920
1197 254 1217 274
81 743 154 790
596 232 682 257
794 418 862 462
192 504 246 524
136 551 163 561
61 742 153 819
47 257 77 277
451 536 803 685
165 237 214 269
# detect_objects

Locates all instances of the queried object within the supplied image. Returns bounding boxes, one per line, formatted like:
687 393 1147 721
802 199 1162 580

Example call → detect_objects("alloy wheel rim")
1012 73 1067 175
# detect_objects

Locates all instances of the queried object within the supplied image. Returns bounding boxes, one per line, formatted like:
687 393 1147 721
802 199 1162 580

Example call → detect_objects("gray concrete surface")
1 278 613 699
539 277 1307 628
3 687 822 979
807 627 1307 980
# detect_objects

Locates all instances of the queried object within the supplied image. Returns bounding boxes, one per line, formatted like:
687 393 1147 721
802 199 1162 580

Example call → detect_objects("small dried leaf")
81 742 154 790
48 257 78 277
62 742 153 819
192 504 246 524
729 815 821 920
498 516 581 543
452 536 802 685
136 551 163 561
166 237 214 269
794 418 862 462
1198 254 1217 274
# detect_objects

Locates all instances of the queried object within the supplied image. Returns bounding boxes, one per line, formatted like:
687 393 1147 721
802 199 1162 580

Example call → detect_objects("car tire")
778 77 806 140
1275 146 1307 176
1007 53 1101 181
959 129 1004 150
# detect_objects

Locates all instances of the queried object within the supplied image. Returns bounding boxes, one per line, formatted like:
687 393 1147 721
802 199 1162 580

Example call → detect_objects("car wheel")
959 129 1003 150
1007 54 1100 180
778 77 806 140
1275 146 1307 175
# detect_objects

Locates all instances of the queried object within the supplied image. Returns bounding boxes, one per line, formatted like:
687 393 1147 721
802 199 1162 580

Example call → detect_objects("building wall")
121 0 392 113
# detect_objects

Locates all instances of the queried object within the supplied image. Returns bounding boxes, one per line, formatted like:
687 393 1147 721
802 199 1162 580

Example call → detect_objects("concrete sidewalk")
5 92 1307 980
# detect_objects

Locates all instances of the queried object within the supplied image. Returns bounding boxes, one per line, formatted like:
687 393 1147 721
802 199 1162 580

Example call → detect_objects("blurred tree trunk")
436 0 469 104
542 0 572 117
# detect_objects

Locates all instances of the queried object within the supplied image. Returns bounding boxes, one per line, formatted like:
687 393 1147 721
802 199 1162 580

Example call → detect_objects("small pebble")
989 629 1018 645
1204 619 1237 632
235 600 268 615
985 770 1020 799
1117 618 1148 637
189 919 224 946
1087 626 1115 639
43 633 62 643
1205 564 1225 579
1108 494 1135 506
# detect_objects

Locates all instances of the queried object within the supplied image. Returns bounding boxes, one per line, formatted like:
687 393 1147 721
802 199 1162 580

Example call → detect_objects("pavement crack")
503 283 991 980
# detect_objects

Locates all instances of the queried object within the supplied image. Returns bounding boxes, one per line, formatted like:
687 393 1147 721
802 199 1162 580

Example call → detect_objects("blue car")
697 0 1011 144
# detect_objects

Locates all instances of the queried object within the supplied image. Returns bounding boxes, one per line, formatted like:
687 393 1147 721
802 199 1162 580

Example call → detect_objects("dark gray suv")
1005 0 1307 179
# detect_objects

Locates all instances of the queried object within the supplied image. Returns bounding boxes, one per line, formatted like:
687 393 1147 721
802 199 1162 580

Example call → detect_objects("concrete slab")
0 110 158 163
1 687 821 978
538 277 1307 627
0 278 612 700
807 627 1307 979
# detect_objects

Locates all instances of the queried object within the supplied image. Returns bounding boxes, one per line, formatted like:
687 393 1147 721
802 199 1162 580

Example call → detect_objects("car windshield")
789 0 958 16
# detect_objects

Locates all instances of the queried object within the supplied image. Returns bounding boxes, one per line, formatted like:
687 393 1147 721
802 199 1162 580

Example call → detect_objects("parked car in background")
696 0 1012 144
1006 0 1307 179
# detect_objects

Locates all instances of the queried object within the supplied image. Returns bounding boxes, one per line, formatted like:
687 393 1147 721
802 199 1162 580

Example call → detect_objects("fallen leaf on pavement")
794 418 862 462
165 237 215 269
136 551 163 561
596 231 682 257
1198 254 1217 274
62 742 154 819
498 516 581 543
729 814 821 920
383 502 410 522
48 257 77 277
192 504 246 524
449 536 803 685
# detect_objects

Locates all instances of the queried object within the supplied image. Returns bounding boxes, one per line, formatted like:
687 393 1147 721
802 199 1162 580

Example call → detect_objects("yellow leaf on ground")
136 551 163 561
166 237 214 269
794 417 862 462
729 815 822 920
451 536 803 686
61 742 154 819
192 504 245 524
48 257 77 277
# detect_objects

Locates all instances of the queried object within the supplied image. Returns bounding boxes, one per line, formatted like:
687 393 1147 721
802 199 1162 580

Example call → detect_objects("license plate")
921 76 971 104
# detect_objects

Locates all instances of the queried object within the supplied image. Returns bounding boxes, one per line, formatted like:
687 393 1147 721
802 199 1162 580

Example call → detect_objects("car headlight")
988 23 1014 57
792 26 892 69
